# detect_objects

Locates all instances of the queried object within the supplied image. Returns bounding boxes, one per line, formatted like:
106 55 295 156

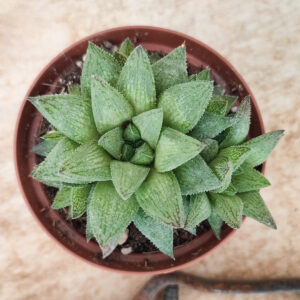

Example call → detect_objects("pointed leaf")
117 45 156 114
224 95 237 114
81 42 121 96
209 193 243 229
86 184 97 241
152 45 187 94
222 183 237 196
158 81 213 133
135 170 184 228
220 96 251 148
91 77 133 134
118 38 134 57
232 163 270 193
130 142 154 165
195 69 211 81
121 143 135 161
208 207 223 239
98 127 124 160
31 138 78 187
52 187 72 209
155 127 204 172
42 131 65 142
201 139 219 163
68 84 81 96
89 181 139 245
239 191 276 229
219 145 251 170
185 193 211 230
213 85 226 95
32 140 56 157
60 141 111 183
190 112 235 140
242 130 284 167
70 185 91 219
110 161 150 200
123 123 141 142
29 95 98 144
134 209 174 259
174 155 221 195
132 108 163 148
209 156 234 193
206 97 228 115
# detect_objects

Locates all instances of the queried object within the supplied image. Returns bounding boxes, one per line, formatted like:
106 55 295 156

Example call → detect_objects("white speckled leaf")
130 142 154 165
189 112 236 140
123 123 141 142
132 108 163 149
242 130 284 167
222 183 237 196
70 185 91 219
29 95 98 144
200 139 219 163
220 96 251 148
219 145 251 170
86 184 97 241
60 141 111 183
174 155 221 195
110 161 150 200
81 42 121 96
209 193 243 229
135 169 185 228
31 138 78 187
155 127 204 172
117 45 156 114
208 207 223 239
158 81 213 133
239 191 276 229
89 181 139 246
195 69 211 81
98 127 124 160
118 38 134 57
185 193 211 230
152 45 187 94
42 131 65 142
32 140 57 157
134 209 174 259
91 77 133 134
52 187 72 209
209 156 234 193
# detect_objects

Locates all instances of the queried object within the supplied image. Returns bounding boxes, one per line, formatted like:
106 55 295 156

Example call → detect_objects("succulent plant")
29 38 283 259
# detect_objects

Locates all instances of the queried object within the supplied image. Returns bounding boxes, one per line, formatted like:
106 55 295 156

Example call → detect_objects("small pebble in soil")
231 106 238 113
121 246 133 255
118 229 129 245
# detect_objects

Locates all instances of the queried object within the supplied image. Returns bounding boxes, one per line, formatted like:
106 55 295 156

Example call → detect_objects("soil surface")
36 40 219 254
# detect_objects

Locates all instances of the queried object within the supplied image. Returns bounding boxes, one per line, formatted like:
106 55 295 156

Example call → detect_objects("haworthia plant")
30 38 283 259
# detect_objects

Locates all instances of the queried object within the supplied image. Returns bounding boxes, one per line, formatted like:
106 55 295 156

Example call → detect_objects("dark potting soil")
35 40 223 254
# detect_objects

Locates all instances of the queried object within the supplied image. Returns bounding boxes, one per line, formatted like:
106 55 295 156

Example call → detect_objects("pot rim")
14 25 265 275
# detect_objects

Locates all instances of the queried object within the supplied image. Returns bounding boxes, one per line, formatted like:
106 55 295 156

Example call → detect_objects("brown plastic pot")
14 26 265 274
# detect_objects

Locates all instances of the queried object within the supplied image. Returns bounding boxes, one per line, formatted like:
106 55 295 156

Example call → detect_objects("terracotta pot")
14 26 265 274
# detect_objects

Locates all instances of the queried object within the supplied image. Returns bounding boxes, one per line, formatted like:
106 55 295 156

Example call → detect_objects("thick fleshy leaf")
220 96 251 148
42 131 65 142
232 163 270 193
29 95 98 144
152 45 187 94
134 209 174 259
110 161 150 200
59 141 111 183
81 42 121 96
98 127 124 160
86 184 97 241
148 53 161 64
239 191 276 229
91 77 133 134
52 187 72 209
185 193 211 230
70 185 91 219
174 155 221 195
155 127 204 172
123 123 141 142
89 181 139 246
206 94 237 115
158 81 213 133
132 108 163 148
32 140 56 157
190 112 235 140
242 130 284 167
201 139 219 163
209 156 234 193
195 69 211 81
222 183 237 196
208 207 223 239
118 38 134 57
130 143 154 165
68 84 81 96
219 145 251 170
117 46 156 114
31 138 78 187
209 193 243 229
135 170 184 228
224 95 238 114
121 144 135 161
